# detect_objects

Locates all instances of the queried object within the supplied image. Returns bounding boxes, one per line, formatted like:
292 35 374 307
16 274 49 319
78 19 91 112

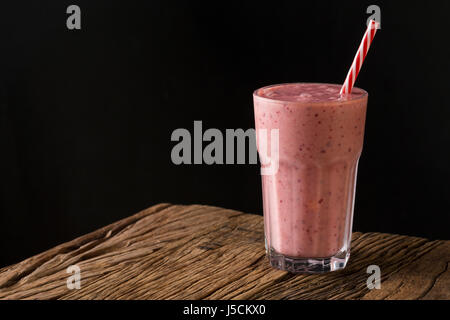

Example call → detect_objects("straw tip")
370 19 380 29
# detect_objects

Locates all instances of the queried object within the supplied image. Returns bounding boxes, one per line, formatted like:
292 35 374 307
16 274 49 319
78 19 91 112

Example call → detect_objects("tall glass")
253 83 368 273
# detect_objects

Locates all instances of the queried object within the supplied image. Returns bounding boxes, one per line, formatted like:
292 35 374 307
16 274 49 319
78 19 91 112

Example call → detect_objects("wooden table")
0 204 448 300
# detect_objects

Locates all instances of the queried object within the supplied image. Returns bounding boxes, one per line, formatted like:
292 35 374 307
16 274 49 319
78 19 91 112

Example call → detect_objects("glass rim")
253 82 368 105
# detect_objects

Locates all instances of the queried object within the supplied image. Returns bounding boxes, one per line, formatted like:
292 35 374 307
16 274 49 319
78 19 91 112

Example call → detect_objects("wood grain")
0 204 448 300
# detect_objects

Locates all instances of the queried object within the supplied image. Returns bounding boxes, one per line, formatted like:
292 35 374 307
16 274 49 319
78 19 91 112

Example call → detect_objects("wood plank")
0 204 448 300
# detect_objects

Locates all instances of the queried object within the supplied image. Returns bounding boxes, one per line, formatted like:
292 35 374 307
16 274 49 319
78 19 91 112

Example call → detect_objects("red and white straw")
340 19 379 95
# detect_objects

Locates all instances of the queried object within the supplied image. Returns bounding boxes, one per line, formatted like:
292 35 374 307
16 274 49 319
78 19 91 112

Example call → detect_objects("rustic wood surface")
0 203 448 300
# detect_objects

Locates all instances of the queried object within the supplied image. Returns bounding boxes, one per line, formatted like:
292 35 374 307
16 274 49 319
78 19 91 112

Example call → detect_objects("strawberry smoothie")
253 83 368 273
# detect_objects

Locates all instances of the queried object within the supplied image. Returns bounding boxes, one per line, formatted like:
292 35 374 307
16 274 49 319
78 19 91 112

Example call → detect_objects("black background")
1 1 449 267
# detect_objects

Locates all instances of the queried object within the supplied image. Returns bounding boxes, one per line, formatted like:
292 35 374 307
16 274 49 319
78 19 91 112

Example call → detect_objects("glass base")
267 248 350 274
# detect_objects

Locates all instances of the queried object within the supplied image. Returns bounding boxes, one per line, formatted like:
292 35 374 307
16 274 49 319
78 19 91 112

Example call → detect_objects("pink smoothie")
253 83 367 258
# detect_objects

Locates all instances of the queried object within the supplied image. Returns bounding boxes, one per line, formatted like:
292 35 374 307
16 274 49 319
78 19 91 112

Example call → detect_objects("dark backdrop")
1 1 449 267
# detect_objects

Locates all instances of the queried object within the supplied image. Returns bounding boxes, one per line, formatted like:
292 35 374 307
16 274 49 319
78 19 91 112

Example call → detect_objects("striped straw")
340 19 379 95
